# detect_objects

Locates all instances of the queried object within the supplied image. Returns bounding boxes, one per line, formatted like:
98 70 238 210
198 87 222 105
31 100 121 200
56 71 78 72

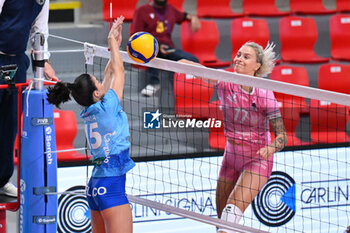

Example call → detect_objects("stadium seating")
329 14 350 61
242 0 289 16
173 73 214 119
290 0 336 14
54 110 90 162
102 0 138 22
270 66 311 146
309 100 350 144
278 101 308 146
270 65 310 113
231 17 270 57
196 0 242 18
181 20 231 68
279 16 329 63
337 0 350 12
318 63 350 95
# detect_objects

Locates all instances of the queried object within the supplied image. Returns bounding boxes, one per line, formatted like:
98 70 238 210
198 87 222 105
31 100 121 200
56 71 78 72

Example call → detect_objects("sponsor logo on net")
143 109 222 129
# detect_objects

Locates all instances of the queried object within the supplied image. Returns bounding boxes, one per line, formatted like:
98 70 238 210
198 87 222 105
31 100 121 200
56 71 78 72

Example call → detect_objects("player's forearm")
108 38 124 99
102 60 113 90
269 117 287 153
108 38 124 74
269 133 287 153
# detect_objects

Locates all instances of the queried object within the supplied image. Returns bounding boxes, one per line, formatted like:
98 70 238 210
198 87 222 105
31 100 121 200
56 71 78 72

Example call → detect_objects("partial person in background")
132 0 201 97
47 16 134 233
0 0 57 198
179 42 286 233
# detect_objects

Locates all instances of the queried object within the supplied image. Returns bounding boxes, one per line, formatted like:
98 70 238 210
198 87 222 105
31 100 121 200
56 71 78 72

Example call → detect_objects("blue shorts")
86 174 129 211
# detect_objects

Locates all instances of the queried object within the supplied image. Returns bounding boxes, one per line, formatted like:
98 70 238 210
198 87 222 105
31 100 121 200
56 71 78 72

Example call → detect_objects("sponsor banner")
57 147 350 233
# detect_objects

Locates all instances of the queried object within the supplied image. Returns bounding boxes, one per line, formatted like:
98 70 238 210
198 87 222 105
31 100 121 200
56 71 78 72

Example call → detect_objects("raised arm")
103 16 125 102
177 59 217 85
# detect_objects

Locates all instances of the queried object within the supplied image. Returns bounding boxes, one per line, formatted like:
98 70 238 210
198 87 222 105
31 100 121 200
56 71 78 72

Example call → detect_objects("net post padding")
0 210 5 233
85 43 350 107
20 90 58 232
127 194 268 233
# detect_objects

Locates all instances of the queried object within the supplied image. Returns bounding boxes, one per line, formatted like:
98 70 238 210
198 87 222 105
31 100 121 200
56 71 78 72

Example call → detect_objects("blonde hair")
243 42 277 77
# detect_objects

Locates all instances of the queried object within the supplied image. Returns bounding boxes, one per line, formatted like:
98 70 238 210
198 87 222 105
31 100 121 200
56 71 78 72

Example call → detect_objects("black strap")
32 59 46 68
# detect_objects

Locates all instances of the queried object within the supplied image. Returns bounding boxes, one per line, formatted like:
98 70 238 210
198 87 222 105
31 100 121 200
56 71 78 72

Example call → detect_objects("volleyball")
127 32 159 64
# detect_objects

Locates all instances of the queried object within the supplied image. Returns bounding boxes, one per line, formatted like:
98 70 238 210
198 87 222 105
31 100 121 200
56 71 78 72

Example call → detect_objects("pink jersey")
217 81 281 146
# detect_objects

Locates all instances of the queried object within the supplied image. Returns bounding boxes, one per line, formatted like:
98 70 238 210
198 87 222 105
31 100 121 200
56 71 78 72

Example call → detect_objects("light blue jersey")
80 89 135 177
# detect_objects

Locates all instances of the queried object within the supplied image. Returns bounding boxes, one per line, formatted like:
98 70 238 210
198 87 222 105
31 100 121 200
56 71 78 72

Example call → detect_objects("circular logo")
252 171 296 227
57 186 91 233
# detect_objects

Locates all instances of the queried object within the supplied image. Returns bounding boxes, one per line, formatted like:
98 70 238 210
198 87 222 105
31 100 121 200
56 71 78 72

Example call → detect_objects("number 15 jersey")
80 89 135 177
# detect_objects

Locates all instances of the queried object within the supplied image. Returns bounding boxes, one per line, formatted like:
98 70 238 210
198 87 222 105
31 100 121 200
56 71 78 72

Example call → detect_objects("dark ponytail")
47 82 71 108
47 73 97 108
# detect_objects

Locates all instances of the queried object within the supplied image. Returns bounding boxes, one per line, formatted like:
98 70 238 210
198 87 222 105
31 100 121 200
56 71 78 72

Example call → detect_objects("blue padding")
20 90 57 233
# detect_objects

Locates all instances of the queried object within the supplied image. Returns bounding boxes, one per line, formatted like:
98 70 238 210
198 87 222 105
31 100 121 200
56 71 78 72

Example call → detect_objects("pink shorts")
219 141 273 182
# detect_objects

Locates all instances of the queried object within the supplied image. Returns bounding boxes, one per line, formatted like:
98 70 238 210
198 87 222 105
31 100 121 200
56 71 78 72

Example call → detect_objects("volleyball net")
52 40 350 233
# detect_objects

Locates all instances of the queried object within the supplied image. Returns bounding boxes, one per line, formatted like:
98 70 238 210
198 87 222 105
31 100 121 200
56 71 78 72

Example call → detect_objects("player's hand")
190 16 201 32
115 16 124 46
108 15 124 43
160 44 172 55
256 146 274 160
44 62 58 81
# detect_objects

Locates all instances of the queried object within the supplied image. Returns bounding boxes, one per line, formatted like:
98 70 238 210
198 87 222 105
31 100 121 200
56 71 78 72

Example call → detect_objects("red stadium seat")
290 0 336 14
242 0 289 16
337 0 350 12
318 63 350 95
231 17 270 57
270 65 310 114
102 0 138 22
279 16 329 63
279 101 310 146
54 110 90 162
309 100 350 144
270 66 311 146
330 14 350 61
181 20 231 68
174 73 214 119
196 0 242 18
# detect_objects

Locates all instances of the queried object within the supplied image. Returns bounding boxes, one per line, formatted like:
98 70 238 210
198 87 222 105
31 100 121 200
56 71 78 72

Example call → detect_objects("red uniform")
132 3 186 48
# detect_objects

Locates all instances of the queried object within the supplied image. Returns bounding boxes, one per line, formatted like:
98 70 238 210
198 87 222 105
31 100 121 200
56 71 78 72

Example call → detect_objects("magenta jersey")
217 81 281 146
